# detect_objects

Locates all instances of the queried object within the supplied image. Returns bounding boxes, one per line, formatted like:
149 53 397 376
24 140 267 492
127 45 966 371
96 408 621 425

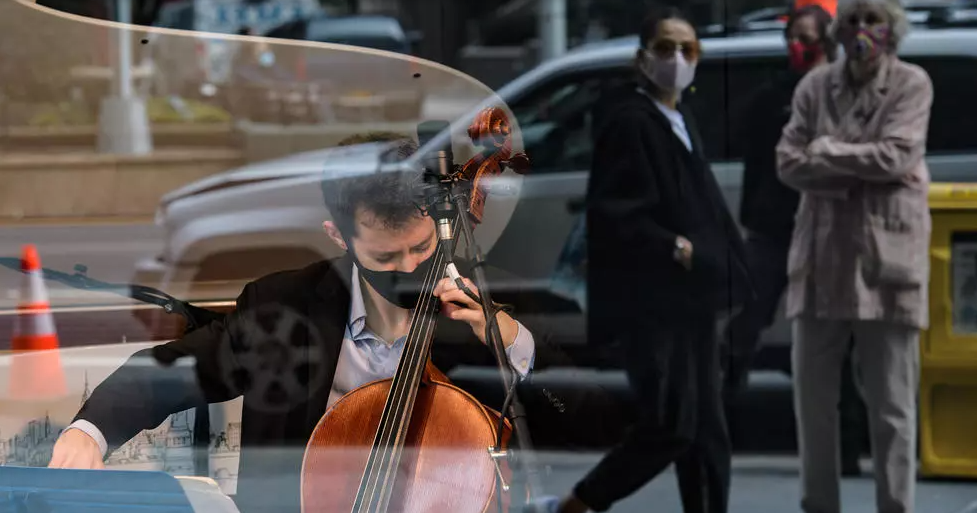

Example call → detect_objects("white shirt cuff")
64 419 108 458
505 321 536 379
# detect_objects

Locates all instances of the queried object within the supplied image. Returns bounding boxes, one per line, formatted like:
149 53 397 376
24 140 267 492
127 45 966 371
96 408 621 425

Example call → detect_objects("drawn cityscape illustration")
210 419 243 493
0 411 59 468
1 372 246 493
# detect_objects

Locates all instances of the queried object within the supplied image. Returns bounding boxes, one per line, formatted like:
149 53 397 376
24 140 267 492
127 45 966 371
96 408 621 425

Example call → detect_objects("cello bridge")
487 446 510 492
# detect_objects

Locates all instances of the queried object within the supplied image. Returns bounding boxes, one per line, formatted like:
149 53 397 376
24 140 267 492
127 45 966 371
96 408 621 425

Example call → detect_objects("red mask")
788 40 824 73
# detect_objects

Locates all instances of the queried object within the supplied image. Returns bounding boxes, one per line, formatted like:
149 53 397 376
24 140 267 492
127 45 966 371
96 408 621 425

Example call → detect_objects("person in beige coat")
775 0 933 512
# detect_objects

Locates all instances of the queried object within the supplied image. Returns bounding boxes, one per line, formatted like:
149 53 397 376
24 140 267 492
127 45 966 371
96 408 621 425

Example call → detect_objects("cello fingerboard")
350 231 458 513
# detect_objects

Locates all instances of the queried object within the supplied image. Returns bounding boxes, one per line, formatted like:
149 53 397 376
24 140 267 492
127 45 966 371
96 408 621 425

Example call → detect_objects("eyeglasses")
648 39 701 61
845 11 884 27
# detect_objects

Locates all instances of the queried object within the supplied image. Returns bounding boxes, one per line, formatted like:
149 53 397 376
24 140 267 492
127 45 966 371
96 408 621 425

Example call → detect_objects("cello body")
301 367 513 513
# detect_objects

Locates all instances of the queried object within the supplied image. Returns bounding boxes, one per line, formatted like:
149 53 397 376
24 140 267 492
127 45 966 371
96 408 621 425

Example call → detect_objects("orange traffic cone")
8 244 66 399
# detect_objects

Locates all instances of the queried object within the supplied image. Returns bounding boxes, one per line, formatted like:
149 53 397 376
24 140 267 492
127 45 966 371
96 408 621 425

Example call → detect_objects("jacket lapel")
829 57 892 142
635 85 686 151
858 56 892 137
679 103 707 160
301 256 353 432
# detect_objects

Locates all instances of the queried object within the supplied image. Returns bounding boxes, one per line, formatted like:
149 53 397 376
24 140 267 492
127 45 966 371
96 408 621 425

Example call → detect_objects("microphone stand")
423 153 544 513
0 258 224 332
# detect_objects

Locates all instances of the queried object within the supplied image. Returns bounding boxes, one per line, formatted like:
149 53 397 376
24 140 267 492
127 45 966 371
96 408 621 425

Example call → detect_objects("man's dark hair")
321 133 422 238
638 4 693 50
785 4 838 62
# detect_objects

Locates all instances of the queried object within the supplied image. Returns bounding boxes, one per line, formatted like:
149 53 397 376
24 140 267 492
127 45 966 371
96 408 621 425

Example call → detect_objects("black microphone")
415 120 482 305
416 120 456 251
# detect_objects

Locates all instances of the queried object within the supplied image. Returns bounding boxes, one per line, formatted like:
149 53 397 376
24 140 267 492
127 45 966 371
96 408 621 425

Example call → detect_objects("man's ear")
323 221 347 250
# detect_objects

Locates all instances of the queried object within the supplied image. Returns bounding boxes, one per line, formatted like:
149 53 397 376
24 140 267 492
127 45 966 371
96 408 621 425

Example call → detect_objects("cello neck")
350 219 461 513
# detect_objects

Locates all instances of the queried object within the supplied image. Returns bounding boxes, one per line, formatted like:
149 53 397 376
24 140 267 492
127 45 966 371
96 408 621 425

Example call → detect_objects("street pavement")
229 450 977 513
530 453 977 513
0 222 168 349
0 222 164 310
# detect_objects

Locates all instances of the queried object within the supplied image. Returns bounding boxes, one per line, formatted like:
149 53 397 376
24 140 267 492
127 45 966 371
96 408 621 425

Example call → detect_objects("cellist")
47 133 573 513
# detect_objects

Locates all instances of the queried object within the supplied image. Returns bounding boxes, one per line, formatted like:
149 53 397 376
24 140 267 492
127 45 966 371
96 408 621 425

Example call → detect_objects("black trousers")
574 313 730 513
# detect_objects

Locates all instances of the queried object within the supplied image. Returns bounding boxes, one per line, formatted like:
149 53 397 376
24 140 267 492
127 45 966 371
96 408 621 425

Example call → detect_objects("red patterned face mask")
788 40 824 73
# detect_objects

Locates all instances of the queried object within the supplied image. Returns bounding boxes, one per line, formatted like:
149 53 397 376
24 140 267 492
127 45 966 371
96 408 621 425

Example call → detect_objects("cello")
300 107 531 513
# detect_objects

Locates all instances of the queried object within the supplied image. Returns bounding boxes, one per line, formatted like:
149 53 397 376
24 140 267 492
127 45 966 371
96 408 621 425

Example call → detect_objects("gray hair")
832 0 911 52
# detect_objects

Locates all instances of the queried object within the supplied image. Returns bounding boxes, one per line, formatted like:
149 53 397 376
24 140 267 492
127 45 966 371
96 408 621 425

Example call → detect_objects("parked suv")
136 27 977 369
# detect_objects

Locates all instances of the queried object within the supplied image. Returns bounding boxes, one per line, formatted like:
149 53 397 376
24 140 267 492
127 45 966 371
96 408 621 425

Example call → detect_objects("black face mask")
348 245 437 309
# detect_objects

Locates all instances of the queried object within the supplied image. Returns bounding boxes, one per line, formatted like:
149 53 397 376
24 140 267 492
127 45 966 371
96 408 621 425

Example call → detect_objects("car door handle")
567 198 585 214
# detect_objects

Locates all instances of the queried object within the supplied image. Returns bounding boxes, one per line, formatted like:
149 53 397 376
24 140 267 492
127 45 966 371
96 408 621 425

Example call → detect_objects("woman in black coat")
528 5 753 513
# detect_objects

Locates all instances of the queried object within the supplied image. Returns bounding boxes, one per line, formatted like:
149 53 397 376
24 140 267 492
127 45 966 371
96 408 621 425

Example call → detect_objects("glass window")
509 70 631 174
951 231 977 334
904 56 977 154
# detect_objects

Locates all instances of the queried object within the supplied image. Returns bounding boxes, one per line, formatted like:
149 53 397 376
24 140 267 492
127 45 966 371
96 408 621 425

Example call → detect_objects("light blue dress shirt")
326 265 537 408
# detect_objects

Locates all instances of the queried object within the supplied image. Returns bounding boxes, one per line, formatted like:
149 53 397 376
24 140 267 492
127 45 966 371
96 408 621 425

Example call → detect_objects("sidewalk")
530 453 977 513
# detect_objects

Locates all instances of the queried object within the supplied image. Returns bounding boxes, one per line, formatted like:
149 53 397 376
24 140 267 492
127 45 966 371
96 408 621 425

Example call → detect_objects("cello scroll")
458 107 530 225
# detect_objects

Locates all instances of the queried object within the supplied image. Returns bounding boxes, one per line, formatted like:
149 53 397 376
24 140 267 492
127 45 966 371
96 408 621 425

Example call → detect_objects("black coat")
586 81 753 339
74 256 583 513
738 72 803 242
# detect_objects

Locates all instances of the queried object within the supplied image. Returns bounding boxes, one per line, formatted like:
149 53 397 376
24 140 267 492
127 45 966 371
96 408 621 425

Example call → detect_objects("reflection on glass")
0 0 502 313
951 232 977 334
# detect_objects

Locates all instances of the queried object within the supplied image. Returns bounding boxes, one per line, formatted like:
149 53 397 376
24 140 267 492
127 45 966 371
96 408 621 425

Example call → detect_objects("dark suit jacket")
74 256 581 513
739 72 803 243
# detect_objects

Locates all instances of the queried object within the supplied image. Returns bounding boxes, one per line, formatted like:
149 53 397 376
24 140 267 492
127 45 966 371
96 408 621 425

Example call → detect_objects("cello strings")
375 239 451 499
367 213 467 510
355 221 457 512
360 246 446 511
367 251 445 510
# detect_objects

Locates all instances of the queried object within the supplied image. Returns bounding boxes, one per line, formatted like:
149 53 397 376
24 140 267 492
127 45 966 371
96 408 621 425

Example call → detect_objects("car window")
687 56 785 162
905 56 977 154
509 70 631 174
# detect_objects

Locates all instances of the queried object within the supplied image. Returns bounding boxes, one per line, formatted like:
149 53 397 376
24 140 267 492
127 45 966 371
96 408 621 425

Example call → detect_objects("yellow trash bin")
920 183 977 479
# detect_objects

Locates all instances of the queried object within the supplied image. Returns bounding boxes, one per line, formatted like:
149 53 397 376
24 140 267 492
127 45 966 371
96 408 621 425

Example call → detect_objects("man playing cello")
48 133 573 513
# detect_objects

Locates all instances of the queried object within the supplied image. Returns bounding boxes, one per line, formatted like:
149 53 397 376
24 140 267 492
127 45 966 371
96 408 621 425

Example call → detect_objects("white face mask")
640 49 696 92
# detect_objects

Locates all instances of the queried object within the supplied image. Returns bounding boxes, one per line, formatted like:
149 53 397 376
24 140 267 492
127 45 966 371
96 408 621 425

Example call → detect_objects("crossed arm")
776 70 934 196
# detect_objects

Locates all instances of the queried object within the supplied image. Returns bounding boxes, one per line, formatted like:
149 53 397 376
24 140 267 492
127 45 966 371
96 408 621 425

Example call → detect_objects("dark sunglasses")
648 39 701 61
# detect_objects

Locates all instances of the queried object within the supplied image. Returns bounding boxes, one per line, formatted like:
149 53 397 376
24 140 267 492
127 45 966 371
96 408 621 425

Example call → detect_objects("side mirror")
406 29 424 53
